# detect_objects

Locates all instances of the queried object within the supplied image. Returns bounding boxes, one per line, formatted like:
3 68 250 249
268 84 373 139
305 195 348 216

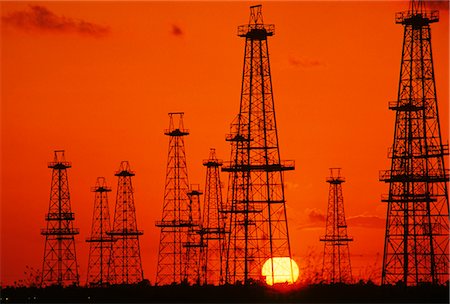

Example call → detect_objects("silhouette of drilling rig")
108 161 144 284
380 0 449 286
86 177 114 286
320 168 353 284
222 5 295 284
199 149 227 285
41 150 79 286
155 112 202 285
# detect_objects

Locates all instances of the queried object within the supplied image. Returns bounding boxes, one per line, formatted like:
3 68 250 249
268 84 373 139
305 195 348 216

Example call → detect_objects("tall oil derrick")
199 149 226 285
41 150 79 286
155 112 192 285
86 177 114 286
320 168 353 284
379 0 449 286
108 161 144 284
183 185 203 285
222 5 295 284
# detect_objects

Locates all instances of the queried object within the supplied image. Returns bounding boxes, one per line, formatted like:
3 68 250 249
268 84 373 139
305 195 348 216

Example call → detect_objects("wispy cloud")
170 24 184 37
347 214 385 229
289 56 324 69
307 208 326 223
2 5 110 38
296 208 326 230
296 209 385 230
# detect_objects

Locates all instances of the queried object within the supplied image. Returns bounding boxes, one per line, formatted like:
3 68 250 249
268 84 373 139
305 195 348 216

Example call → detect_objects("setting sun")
261 257 300 285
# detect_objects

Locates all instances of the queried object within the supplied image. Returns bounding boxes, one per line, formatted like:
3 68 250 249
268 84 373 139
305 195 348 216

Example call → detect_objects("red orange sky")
1 1 448 286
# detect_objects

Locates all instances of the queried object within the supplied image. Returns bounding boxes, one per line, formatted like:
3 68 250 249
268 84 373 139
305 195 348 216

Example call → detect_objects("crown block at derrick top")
238 24 275 39
395 10 439 25
115 169 135 176
48 161 72 169
164 128 189 136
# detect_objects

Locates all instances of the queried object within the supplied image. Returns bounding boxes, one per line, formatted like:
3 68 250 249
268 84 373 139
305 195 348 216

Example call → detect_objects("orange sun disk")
261 257 300 285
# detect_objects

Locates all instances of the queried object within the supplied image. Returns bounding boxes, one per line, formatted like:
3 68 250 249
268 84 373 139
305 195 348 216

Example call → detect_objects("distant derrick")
199 149 227 285
86 177 114 286
380 0 449 286
41 150 79 286
320 168 353 284
155 112 194 285
108 161 144 284
183 185 203 285
223 5 295 284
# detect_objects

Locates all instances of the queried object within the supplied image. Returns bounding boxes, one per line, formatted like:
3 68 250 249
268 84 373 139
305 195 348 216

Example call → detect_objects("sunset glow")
1 1 448 287
262 257 300 285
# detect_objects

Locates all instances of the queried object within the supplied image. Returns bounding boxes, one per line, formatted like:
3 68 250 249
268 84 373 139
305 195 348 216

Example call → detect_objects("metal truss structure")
183 185 203 285
223 5 295 284
41 150 79 286
156 112 193 285
86 177 115 286
380 0 449 285
108 161 144 284
320 168 353 284
199 149 227 285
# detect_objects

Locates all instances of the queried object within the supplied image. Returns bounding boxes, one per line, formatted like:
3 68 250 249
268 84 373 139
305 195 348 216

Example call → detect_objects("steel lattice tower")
41 150 79 286
183 185 203 285
199 149 226 285
86 177 115 286
223 5 295 284
379 0 449 286
156 112 192 285
320 168 353 284
108 161 144 284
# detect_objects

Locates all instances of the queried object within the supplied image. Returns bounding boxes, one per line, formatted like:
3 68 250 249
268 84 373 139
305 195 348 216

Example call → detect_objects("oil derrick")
41 150 79 286
155 112 192 285
320 168 353 284
199 149 226 285
379 0 449 286
86 177 114 286
108 161 144 284
183 185 203 285
222 5 295 284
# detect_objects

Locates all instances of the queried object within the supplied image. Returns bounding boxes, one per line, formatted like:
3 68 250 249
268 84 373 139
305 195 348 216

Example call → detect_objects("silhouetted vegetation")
1 282 448 303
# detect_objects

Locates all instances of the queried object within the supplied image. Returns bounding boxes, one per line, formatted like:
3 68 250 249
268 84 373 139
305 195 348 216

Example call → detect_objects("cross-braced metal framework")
183 185 203 285
379 0 449 286
199 149 227 285
320 168 353 284
223 5 295 285
156 112 193 285
108 161 144 284
41 150 79 286
86 177 115 286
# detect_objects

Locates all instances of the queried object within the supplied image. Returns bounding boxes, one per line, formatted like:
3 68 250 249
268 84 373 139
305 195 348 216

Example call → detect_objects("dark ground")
1 283 449 303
